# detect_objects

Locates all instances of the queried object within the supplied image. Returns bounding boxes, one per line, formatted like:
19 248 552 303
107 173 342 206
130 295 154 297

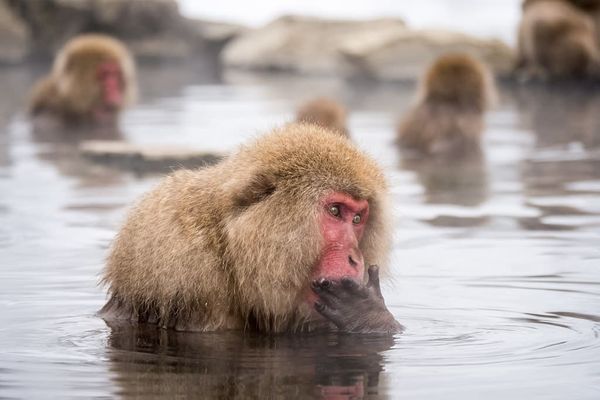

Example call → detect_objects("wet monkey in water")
29 34 136 126
296 97 349 137
100 124 402 334
397 53 495 156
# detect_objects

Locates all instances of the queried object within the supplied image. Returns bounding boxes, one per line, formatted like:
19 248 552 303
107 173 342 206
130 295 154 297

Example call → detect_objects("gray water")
0 64 599 399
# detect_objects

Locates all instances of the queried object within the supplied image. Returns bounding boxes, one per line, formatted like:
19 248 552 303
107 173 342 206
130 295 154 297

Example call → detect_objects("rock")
4 0 247 61
95 0 194 59
221 14 513 80
7 0 96 60
187 19 250 54
79 141 223 174
340 29 515 81
221 15 407 74
0 1 30 64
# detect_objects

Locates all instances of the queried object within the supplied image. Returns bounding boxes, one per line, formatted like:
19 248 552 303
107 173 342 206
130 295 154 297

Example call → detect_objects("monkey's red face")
96 61 124 110
308 192 369 305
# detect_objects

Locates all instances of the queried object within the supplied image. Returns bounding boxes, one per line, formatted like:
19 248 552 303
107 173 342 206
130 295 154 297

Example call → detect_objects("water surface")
0 65 599 399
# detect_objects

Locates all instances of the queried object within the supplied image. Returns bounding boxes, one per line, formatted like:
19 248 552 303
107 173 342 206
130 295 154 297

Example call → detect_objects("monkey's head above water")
30 34 136 124
421 53 495 112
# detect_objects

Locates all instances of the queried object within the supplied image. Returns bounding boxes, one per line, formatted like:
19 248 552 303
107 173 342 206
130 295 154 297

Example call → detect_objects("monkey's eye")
329 205 341 217
352 214 361 224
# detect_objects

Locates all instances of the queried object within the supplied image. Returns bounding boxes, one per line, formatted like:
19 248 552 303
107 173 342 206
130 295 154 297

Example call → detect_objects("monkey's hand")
311 265 404 334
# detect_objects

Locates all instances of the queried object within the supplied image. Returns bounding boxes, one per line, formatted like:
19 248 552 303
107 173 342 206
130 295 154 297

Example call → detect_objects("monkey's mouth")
104 92 123 109
93 106 119 123
99 100 121 112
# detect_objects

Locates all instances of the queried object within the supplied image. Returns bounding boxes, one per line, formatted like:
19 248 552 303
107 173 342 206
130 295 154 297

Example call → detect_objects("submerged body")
101 124 401 334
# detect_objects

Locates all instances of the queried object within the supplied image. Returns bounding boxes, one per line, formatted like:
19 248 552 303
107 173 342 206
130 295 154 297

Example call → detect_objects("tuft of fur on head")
296 97 349 136
101 123 391 333
29 34 136 119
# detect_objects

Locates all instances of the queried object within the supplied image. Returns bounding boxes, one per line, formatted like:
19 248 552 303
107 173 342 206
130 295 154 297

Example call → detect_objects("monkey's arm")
311 265 404 334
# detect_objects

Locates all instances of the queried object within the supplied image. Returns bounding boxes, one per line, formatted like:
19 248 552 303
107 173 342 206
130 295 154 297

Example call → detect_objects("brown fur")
397 53 495 156
517 0 600 80
100 124 391 333
29 34 136 123
296 97 349 136
569 0 600 10
570 0 600 49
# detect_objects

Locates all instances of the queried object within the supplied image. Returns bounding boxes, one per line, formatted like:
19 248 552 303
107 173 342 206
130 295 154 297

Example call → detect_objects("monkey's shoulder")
29 76 60 115
132 166 228 221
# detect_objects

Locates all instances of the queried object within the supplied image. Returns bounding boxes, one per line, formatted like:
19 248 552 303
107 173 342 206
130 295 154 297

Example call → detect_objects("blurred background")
182 0 522 44
0 1 599 399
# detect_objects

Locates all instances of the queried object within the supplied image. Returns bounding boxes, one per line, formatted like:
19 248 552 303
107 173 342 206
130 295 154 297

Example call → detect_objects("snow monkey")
100 124 402 334
29 34 136 126
397 53 496 156
516 0 600 80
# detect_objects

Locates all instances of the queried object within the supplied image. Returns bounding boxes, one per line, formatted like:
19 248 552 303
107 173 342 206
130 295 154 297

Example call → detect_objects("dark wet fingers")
311 278 333 293
312 278 357 298
366 265 383 299
312 280 343 307
341 277 369 299
314 301 345 327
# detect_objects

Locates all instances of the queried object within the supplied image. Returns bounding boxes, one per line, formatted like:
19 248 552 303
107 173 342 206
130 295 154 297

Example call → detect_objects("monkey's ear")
233 172 277 208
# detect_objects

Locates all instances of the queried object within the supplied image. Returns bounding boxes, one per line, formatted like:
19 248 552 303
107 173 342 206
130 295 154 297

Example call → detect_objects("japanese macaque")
396 53 495 156
100 124 401 334
516 0 600 80
29 34 136 126
296 97 349 136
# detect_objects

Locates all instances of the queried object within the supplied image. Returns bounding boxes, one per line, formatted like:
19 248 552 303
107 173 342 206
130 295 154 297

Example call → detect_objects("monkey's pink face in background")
96 61 124 110
307 192 369 305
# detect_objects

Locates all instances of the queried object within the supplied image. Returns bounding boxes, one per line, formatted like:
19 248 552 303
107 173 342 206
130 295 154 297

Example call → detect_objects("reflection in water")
105 321 394 399
398 148 489 227
513 83 600 149
31 114 124 143
0 67 42 168
509 83 600 231
30 112 126 187
401 152 488 208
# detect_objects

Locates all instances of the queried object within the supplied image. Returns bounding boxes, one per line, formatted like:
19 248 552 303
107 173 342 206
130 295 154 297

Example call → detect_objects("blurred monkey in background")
397 53 495 157
29 34 136 129
516 0 600 80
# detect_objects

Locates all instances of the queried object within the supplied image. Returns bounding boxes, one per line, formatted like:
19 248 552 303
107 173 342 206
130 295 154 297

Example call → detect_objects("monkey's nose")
348 247 364 270
348 255 357 268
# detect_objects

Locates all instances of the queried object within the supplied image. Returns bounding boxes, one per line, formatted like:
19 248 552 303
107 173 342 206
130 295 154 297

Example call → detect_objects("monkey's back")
29 77 60 116
101 165 237 331
520 0 599 77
